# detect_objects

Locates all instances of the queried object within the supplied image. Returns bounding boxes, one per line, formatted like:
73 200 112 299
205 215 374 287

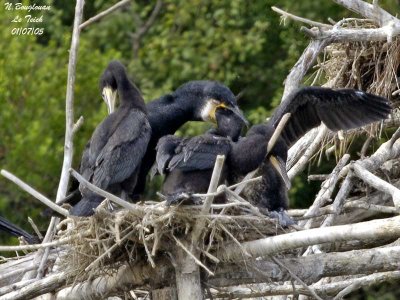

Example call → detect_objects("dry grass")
309 19 400 160
58 199 291 282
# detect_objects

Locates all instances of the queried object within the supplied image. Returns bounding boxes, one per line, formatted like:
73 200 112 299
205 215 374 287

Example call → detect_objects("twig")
272 6 332 28
85 228 132 272
172 235 214 276
288 126 328 180
79 0 132 30
72 116 84 135
300 154 350 228
70 168 138 211
272 257 324 300
321 174 354 227
333 271 400 300
331 0 399 26
267 113 291 154
352 162 400 207
131 0 163 57
0 235 79 252
191 155 225 244
0 279 36 297
0 170 69 217
233 170 258 195
27 217 43 240
219 223 251 258
301 24 400 43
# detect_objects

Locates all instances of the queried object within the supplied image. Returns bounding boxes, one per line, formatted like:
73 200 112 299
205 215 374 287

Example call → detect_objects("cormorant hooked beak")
227 105 249 127
102 86 117 114
202 99 249 126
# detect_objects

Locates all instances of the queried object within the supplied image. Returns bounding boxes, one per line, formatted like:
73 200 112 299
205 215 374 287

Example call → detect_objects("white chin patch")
200 101 214 121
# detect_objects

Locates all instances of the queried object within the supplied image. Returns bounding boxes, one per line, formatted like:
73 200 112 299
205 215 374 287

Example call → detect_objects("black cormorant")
131 80 247 200
229 87 391 224
0 216 40 244
57 81 246 209
154 107 245 205
70 61 152 216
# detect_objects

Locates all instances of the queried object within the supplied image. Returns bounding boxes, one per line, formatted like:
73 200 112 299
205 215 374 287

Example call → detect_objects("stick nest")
312 19 400 157
57 200 291 282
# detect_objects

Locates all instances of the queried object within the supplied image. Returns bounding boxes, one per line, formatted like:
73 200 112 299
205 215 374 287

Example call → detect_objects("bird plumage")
229 87 391 225
70 61 151 216
0 216 40 244
155 108 245 205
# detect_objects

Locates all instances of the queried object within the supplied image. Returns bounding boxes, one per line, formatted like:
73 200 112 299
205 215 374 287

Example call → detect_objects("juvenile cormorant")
70 61 152 216
154 108 245 205
55 81 247 212
0 216 40 244
132 80 247 200
229 87 391 224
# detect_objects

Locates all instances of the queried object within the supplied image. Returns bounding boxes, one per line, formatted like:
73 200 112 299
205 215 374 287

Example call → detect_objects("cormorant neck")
114 70 146 113
147 94 200 138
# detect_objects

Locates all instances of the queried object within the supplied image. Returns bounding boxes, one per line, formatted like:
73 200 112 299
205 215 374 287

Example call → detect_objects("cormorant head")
99 61 124 114
214 108 246 142
175 81 248 126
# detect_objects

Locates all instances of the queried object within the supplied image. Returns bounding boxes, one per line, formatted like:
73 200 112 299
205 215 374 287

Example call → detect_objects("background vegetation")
0 0 398 297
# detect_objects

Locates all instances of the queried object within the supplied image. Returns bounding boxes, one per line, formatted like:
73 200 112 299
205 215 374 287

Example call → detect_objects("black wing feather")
155 135 184 175
270 87 391 147
159 135 231 173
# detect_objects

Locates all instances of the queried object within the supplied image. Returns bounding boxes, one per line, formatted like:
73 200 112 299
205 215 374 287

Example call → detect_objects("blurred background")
0 0 399 297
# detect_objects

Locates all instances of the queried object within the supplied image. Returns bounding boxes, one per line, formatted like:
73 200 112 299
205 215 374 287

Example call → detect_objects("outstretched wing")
270 87 391 147
92 109 151 189
158 135 232 173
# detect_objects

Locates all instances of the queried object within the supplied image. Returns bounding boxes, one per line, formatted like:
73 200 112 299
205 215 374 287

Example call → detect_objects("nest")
309 19 400 159
58 199 291 282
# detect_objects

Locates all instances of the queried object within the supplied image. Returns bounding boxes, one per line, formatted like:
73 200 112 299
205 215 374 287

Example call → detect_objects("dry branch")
80 0 131 30
218 216 400 261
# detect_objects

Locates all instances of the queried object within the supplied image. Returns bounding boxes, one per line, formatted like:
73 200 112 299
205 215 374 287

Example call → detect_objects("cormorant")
228 87 391 225
70 61 152 216
0 216 40 244
154 107 245 204
133 80 247 200
47 81 247 215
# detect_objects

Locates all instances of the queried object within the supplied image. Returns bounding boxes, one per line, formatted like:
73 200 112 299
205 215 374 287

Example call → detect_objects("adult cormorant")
228 87 391 224
70 61 152 216
154 107 245 204
0 216 40 244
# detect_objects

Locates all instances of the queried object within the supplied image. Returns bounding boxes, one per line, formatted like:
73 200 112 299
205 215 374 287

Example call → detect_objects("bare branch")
70 168 138 211
352 162 400 207
191 155 225 244
300 153 350 228
272 6 333 28
79 0 132 30
331 0 399 26
217 216 400 261
0 170 69 217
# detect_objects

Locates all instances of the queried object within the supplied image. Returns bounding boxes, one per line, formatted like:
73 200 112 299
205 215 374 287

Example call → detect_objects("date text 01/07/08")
11 27 44 35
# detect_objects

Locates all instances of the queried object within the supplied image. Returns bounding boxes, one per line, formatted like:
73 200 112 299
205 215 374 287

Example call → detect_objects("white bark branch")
217 216 400 261
80 0 131 30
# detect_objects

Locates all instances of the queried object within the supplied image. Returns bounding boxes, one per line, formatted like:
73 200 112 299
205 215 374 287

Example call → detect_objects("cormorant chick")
70 61 151 216
229 87 391 225
133 80 248 200
154 108 245 205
